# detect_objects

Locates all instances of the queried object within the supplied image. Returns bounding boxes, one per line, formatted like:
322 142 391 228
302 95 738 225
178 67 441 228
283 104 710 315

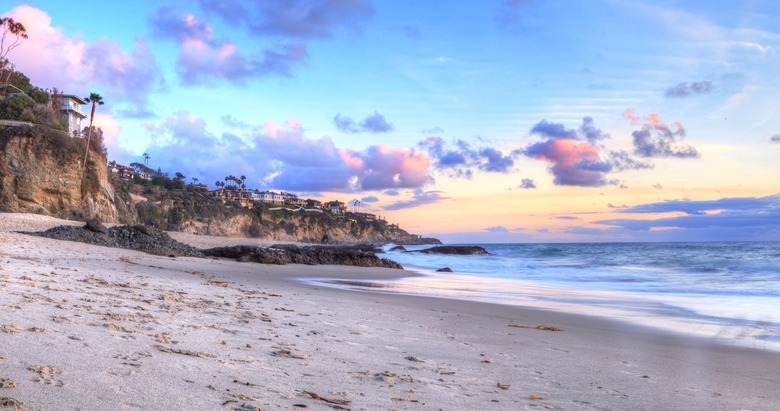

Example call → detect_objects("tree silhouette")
0 18 28 83
82 92 104 168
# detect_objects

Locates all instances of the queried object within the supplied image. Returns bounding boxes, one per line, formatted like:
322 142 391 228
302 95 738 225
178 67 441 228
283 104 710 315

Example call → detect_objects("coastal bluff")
0 128 438 244
0 126 135 223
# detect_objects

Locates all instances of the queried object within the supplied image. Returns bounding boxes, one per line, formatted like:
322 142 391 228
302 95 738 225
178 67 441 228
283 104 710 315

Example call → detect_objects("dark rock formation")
410 246 489 255
436 267 453 272
24 225 204 258
85 219 109 234
393 237 442 245
203 244 403 269
389 245 407 252
23 224 404 269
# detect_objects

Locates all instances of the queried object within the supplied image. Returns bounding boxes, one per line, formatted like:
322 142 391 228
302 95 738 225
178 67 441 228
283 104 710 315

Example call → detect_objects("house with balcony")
253 190 284 205
52 94 87 136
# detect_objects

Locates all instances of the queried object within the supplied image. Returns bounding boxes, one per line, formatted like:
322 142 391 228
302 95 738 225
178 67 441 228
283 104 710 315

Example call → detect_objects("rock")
436 267 453 272
23 224 204 258
410 246 489 255
84 219 109 234
203 244 403 269
389 245 407 252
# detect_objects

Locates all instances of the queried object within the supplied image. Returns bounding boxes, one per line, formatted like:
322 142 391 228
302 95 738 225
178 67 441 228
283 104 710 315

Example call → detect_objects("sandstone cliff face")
0 132 134 223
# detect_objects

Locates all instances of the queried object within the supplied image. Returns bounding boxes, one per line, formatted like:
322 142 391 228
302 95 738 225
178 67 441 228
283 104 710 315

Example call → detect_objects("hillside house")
253 190 284 205
281 191 305 206
209 188 254 208
53 94 87 136
324 200 348 216
305 199 322 208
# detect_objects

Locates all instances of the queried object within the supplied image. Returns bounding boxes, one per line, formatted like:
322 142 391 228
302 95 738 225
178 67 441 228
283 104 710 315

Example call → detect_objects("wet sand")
0 213 777 410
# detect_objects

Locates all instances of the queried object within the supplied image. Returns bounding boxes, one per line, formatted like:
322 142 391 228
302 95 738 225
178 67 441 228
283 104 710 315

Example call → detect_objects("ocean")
308 241 780 351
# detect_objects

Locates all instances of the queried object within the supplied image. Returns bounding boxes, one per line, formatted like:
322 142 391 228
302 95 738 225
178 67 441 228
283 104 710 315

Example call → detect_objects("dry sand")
0 213 777 410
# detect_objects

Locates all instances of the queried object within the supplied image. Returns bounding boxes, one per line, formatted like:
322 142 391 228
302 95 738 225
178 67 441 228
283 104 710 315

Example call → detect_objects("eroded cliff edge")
0 127 440 244
0 126 135 223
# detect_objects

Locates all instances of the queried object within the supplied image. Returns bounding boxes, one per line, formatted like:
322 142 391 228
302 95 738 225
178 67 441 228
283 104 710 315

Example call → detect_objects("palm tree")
82 92 104 168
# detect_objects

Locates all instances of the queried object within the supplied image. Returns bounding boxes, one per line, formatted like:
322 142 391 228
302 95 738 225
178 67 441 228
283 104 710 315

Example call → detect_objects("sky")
2 0 779 243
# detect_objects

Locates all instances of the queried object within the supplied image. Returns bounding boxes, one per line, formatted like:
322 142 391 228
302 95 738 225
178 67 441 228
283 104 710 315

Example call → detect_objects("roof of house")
55 94 88 105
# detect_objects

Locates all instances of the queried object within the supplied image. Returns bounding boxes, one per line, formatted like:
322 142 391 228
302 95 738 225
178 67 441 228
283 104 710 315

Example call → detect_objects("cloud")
519 178 537 189
617 194 780 216
197 0 374 39
256 121 430 191
361 195 379 203
664 81 713 98
556 216 579 220
418 137 516 178
595 194 780 240
484 225 509 233
623 109 699 158
333 111 394 133
221 115 249 128
521 117 654 187
771 134 780 143
523 119 609 186
150 6 309 85
495 0 540 33
479 147 514 172
137 114 431 193
422 126 444 135
384 189 400 196
5 6 162 117
384 189 448 211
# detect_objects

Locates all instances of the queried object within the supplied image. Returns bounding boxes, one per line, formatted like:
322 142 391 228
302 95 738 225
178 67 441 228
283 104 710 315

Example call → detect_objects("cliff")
0 126 135 223
130 189 438 244
0 126 439 244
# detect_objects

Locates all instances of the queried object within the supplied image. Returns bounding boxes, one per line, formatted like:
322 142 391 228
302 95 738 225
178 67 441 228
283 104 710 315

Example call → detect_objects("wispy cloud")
149 6 308 85
595 194 780 240
664 81 713 98
384 189 448 210
198 0 373 39
334 111 395 133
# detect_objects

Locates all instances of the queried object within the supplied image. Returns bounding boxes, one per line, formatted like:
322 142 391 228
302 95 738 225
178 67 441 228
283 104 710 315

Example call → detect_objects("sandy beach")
0 213 777 410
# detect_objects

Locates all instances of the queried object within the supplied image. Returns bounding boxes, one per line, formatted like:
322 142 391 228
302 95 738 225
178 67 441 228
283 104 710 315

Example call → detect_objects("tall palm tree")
82 92 104 168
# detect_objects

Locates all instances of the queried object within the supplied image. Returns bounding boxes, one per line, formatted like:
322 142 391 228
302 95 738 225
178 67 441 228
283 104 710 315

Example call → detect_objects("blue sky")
3 1 779 242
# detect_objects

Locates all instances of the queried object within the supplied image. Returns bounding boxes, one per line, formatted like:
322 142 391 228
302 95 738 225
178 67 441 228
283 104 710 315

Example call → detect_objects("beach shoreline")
1 213 777 410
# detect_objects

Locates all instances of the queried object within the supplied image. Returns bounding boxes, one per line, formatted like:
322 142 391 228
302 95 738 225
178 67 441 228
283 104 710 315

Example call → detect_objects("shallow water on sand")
306 241 780 351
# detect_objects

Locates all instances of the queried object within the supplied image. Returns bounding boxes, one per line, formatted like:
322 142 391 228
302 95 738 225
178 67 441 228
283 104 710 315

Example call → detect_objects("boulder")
84 219 108 234
389 245 407 252
436 267 453 272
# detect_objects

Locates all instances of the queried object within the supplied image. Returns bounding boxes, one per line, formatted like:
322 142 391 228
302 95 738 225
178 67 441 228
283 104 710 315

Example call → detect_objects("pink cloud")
623 109 699 158
3 6 161 117
149 6 308 84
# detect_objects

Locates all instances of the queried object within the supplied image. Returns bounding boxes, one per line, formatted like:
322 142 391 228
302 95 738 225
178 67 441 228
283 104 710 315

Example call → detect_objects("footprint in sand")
27 365 65 387
0 377 18 388
0 397 24 409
